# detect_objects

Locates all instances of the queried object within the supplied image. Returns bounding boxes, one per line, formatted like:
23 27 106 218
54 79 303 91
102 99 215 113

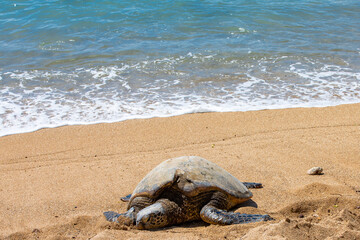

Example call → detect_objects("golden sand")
1 103 360 239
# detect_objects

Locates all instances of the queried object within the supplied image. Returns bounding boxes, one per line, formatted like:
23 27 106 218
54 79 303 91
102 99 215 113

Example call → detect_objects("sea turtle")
104 156 272 229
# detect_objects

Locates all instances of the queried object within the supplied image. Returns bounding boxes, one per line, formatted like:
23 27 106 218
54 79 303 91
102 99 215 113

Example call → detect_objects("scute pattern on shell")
129 156 252 206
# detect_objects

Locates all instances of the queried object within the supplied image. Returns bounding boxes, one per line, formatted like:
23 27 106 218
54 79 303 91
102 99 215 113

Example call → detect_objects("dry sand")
1 103 360 239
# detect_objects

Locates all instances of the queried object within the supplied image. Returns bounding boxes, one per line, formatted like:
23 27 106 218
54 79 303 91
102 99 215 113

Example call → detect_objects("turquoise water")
1 0 360 136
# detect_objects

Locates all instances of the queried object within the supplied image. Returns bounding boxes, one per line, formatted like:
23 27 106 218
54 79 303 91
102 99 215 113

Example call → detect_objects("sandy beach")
1 103 360 239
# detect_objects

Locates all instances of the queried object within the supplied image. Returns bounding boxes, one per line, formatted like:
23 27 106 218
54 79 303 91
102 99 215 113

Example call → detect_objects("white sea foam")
1 54 359 137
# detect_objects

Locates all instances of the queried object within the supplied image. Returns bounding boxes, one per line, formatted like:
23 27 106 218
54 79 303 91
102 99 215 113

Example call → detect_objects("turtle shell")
129 156 252 206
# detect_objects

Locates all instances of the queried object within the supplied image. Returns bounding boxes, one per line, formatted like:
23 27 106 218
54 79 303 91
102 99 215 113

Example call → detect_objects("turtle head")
135 202 168 229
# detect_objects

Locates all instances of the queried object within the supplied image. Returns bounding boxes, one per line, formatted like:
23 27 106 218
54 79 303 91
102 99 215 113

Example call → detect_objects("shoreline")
1 103 360 239
2 101 360 138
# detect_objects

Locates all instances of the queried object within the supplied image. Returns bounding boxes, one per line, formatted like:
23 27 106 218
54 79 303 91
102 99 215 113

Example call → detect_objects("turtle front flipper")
103 207 136 225
104 211 122 222
242 182 263 188
200 205 273 225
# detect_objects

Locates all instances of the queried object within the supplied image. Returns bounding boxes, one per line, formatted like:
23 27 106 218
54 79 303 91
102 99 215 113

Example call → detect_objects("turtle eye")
141 214 150 223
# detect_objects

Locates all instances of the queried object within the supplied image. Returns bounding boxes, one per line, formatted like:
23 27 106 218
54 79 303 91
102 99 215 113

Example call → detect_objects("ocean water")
1 0 359 136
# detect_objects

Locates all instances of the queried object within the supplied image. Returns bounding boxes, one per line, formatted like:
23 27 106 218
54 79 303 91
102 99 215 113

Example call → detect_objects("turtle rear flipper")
200 205 273 225
242 182 263 188
121 194 132 202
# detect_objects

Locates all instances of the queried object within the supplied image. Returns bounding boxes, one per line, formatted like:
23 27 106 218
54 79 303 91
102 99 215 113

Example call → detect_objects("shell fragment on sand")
307 167 323 175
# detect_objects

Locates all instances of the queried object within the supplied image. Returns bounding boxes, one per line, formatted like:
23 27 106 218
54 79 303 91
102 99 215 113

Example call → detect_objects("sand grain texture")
1 104 360 239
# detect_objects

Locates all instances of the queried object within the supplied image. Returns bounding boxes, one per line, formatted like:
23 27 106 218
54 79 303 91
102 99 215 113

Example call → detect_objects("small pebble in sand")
307 167 323 175
299 214 304 218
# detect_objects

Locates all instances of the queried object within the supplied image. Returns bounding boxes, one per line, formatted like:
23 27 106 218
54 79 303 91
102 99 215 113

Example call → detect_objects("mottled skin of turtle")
104 156 272 229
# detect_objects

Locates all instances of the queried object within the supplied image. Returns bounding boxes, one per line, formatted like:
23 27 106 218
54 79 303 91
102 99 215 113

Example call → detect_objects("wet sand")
1 103 360 239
